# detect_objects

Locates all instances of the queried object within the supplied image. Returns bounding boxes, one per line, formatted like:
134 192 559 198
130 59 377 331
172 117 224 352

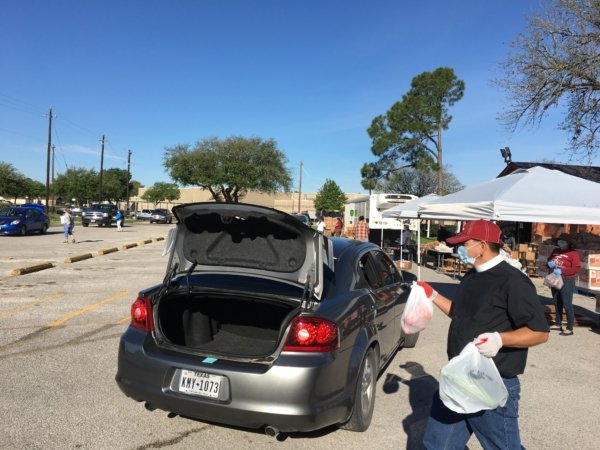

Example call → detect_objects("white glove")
475 332 503 358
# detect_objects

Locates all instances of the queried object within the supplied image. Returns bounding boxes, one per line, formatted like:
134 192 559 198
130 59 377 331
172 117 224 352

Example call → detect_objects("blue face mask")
457 245 476 265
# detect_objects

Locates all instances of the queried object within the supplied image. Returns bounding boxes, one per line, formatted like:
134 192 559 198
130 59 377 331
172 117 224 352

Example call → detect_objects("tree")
141 182 181 207
53 167 99 206
0 162 26 201
378 167 464 197
21 178 45 201
366 67 465 195
163 136 292 203
496 0 600 161
313 179 347 213
102 168 131 204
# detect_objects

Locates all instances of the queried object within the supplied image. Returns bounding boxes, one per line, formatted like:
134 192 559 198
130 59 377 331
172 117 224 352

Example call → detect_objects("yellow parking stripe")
0 293 64 318
48 290 132 328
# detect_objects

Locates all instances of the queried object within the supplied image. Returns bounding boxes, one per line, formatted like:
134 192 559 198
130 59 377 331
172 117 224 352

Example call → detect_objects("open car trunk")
156 291 299 357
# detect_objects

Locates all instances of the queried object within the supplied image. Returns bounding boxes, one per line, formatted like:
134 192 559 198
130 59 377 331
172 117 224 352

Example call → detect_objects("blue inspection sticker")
202 357 217 364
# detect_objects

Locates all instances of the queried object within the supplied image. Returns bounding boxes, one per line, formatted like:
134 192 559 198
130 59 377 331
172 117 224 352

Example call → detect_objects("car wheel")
41 224 48 234
342 347 377 432
20 226 27 236
82 223 89 227
400 331 419 349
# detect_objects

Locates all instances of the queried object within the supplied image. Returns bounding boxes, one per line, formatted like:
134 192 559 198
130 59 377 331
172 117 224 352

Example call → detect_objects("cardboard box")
576 249 600 269
518 243 529 252
394 260 412 270
578 269 600 288
525 251 536 260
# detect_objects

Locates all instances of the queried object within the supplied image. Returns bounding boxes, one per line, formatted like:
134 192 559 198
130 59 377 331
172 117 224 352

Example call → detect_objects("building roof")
497 162 600 183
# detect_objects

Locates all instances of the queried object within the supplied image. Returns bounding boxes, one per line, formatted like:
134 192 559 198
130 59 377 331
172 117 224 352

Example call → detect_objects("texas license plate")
178 370 222 398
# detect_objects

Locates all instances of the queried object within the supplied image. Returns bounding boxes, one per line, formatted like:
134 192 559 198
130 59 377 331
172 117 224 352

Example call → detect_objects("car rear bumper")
115 328 353 432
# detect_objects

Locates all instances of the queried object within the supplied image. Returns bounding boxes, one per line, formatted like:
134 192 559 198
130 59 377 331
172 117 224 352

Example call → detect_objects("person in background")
547 233 581 336
66 207 76 243
398 224 416 261
334 217 343 237
316 217 326 234
436 224 453 244
114 210 124 232
352 215 369 242
417 219 549 449
61 208 71 243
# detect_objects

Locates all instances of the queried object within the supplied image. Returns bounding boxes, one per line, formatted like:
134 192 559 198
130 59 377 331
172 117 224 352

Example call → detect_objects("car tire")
41 224 48 234
20 226 27 236
342 347 377 432
400 331 419 349
82 223 89 227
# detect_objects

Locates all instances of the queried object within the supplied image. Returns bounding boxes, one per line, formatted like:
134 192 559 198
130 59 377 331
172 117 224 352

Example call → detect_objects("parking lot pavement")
0 222 173 278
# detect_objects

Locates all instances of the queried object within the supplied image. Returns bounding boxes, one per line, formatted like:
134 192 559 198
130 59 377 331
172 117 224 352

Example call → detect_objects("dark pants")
552 277 575 330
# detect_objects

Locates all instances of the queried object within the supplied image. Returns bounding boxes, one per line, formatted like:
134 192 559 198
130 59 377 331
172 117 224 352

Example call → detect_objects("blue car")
0 206 50 236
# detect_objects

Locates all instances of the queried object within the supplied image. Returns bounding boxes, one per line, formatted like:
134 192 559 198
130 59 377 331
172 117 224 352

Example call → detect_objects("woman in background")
547 233 581 336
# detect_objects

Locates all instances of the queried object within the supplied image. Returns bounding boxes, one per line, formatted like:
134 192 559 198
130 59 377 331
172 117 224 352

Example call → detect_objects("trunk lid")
168 203 327 301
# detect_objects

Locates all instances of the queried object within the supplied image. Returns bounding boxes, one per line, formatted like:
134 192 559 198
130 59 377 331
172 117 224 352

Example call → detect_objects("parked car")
149 208 173 224
132 209 153 221
116 203 417 435
81 204 120 227
0 206 50 236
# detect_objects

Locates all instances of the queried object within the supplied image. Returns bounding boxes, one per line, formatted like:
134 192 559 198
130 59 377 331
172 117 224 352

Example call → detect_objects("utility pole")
45 107 53 210
99 134 105 202
126 149 131 213
51 144 55 208
298 160 303 214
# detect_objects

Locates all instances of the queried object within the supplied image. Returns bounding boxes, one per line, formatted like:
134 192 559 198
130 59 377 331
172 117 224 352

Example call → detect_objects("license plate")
91 219 96 223
179 370 222 398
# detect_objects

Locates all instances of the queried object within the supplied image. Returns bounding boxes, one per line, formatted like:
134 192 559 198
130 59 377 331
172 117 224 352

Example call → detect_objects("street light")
500 147 512 164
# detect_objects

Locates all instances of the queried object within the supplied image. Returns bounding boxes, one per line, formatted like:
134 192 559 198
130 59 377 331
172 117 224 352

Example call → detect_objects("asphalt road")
0 224 599 449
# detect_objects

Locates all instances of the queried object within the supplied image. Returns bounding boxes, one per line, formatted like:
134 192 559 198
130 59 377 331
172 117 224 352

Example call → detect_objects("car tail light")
130 296 154 332
283 317 339 352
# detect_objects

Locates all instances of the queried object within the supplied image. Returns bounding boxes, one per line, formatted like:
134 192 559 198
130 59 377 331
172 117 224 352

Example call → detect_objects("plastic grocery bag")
400 281 433 335
439 342 508 414
543 272 564 289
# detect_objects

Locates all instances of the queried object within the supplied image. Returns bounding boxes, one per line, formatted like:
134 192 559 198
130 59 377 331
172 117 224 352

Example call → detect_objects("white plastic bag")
439 342 508 414
400 281 433 335
543 272 564 289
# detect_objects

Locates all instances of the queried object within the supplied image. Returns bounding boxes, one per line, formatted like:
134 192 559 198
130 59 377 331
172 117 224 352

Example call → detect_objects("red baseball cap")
446 219 502 245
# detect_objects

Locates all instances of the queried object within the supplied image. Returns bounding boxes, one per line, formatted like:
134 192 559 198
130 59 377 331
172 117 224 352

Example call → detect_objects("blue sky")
1 0 594 195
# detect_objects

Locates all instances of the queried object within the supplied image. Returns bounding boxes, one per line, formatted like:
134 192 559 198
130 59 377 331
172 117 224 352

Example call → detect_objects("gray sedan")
116 203 417 435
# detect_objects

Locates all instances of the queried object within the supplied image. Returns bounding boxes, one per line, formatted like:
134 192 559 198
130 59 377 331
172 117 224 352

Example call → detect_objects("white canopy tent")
418 166 600 224
382 194 441 279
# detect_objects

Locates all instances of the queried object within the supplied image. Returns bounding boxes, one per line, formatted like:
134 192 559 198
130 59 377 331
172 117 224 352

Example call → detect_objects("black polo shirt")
447 259 549 378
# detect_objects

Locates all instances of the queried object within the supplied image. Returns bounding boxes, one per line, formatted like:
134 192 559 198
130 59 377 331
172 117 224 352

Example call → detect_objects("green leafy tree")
163 136 292 203
313 179 347 213
0 162 27 201
141 182 181 207
53 167 99 206
496 0 600 161
366 67 465 195
102 168 132 204
379 167 464 197
22 178 45 201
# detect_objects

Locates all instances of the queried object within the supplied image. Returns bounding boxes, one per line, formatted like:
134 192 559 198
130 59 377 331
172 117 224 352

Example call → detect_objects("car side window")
373 250 402 286
359 253 384 290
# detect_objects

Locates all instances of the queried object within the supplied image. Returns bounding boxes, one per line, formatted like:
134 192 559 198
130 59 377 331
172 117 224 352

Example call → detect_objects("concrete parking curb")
98 247 119 255
138 239 153 245
64 253 94 263
121 243 138 250
10 262 54 276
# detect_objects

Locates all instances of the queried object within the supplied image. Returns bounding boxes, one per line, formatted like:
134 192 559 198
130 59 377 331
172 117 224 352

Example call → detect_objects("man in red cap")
419 219 549 449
